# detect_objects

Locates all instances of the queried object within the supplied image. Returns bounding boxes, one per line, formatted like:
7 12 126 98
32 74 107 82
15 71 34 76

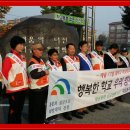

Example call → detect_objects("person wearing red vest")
60 43 83 120
2 36 28 124
28 43 49 124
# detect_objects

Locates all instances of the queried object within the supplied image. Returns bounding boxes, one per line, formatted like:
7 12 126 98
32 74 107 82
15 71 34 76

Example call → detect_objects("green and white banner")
46 68 130 118
54 13 85 25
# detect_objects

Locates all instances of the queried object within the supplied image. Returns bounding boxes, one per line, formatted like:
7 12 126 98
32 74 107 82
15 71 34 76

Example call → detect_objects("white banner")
46 68 130 118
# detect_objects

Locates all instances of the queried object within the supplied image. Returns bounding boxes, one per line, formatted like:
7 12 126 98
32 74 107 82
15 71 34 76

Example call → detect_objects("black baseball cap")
121 47 128 52
95 40 103 46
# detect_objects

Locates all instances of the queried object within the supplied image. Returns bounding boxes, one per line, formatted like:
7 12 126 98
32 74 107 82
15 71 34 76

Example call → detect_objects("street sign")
54 13 85 26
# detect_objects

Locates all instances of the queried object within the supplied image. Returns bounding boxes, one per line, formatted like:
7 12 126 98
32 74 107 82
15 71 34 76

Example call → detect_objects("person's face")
33 48 44 58
80 44 88 53
15 43 25 53
67 45 75 56
50 52 58 61
122 51 128 57
110 48 118 55
95 45 103 52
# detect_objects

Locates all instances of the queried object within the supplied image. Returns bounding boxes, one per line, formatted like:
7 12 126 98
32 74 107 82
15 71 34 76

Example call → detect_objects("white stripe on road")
0 104 28 107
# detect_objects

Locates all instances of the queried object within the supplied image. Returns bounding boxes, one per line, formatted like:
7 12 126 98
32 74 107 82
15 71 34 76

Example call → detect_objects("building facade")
109 21 130 47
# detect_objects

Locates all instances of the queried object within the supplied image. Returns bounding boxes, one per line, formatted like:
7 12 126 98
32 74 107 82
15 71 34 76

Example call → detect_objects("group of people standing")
0 35 129 124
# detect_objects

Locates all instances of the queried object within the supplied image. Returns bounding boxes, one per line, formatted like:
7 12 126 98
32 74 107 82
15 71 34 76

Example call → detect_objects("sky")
5 6 122 36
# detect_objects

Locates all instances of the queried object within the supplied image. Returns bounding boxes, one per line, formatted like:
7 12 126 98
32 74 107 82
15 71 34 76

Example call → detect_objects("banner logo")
51 78 71 96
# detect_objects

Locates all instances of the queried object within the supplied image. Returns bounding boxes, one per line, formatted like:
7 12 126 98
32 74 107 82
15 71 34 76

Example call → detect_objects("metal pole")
85 6 88 41
91 6 94 50
93 7 95 50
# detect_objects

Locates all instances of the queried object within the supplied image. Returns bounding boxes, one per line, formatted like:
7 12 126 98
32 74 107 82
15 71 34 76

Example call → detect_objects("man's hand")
45 70 49 75
116 61 123 66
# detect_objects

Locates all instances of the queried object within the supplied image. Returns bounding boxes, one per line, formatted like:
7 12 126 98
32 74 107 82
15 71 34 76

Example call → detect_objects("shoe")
44 119 56 124
44 119 50 124
95 105 104 110
47 116 57 121
100 103 109 109
83 110 89 114
63 115 72 120
117 99 123 102
55 116 63 122
116 97 123 102
53 115 58 119
106 101 114 106
78 112 85 116
88 107 95 112
48 120 56 124
72 112 83 119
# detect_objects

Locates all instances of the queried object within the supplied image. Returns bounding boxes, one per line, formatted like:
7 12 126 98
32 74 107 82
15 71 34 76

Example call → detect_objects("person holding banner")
46 48 62 71
104 44 120 69
90 40 104 70
28 43 49 124
78 41 92 114
104 43 121 106
46 48 63 123
78 41 92 71
2 36 28 124
90 40 109 110
118 47 129 68
60 43 83 120
116 47 130 102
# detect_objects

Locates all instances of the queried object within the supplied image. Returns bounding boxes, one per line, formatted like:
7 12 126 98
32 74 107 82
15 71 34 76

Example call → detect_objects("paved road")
0 96 130 124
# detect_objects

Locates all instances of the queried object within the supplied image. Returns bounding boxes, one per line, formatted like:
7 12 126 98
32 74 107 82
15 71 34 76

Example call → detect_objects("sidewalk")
55 101 130 124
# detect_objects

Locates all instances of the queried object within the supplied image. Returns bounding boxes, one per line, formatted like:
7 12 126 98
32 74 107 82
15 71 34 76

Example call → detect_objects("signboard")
54 13 85 26
46 68 130 118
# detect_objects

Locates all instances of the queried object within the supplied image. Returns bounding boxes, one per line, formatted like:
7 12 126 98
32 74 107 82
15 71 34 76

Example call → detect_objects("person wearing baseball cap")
28 43 49 124
118 47 129 68
31 43 44 50
90 40 110 110
121 47 128 54
117 47 129 102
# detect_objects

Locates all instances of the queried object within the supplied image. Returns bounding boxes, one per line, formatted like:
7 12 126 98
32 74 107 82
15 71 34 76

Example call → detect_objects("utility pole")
85 6 88 42
91 6 95 50
84 6 95 51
